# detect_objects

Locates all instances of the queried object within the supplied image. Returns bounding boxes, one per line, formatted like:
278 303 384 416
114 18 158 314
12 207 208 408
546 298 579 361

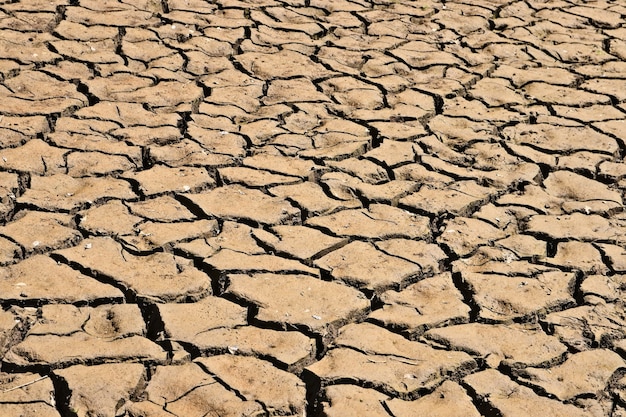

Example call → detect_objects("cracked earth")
0 0 625 416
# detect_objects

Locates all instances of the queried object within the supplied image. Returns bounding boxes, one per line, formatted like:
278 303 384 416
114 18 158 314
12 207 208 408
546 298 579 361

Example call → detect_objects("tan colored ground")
0 0 626 415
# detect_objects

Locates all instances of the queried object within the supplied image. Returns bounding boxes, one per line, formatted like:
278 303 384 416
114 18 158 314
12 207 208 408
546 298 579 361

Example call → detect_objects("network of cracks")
1 0 626 415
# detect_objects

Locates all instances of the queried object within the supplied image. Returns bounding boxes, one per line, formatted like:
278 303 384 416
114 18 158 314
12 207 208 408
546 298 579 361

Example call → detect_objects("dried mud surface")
1 0 626 415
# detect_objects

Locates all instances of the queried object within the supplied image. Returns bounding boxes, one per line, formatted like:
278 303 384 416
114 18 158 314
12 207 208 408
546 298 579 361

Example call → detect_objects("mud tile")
19 174 135 212
0 139 66 175
580 78 626 102
496 184 564 215
209 85 263 114
253 225 348 260
55 237 211 303
26 304 85 337
424 323 567 369
469 78 529 106
443 97 520 122
0 115 49 148
53 20 118 41
392 48 463 70
314 241 422 292
553 103 625 122
454 249 556 277
148 139 235 167
556 151 611 176
370 272 470 337
0 237 20 265
0 255 124 305
111 125 182 147
124 400 175 417
122 165 215 197
596 243 626 273
393 163 454 185
363 140 420 168
0 32 61 65
507 122 620 155
176 221 264 258
327 157 389 184
2 70 88 116
197 355 306 415
317 46 370 76
264 77 330 105
4 333 166 370
219 166 301 188
428 115 496 147
463 270 576 322
111 81 204 112
372 121 428 140
320 385 391 417
517 349 624 401
0 371 56 409
439 217 507 257
90 304 146 338
495 234 547 259
78 200 143 236
524 82 611 106
122 219 218 251
269 182 361 216
543 304 626 350
53 363 145 416
594 119 626 144
67 151 137 177
188 326 315 370
51 38 123 64
542 241 608 274
243 154 319 178
186 185 300 226
580 274 626 303
205 250 318 276
375 239 446 275
142 362 263 416
75 102 180 127
225 272 368 333
121 40 178 64
400 181 493 217
236 49 335 80
307 204 431 240
491 64 578 88
307 323 476 398
127 196 195 222
156 296 247 341
65 6 159 26
599 160 626 182
0 211 80 254
186 125 246 157
299 139 370 161
463 369 591 417
48 132 143 165
386 380 481 417
524 213 613 241
318 171 364 201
